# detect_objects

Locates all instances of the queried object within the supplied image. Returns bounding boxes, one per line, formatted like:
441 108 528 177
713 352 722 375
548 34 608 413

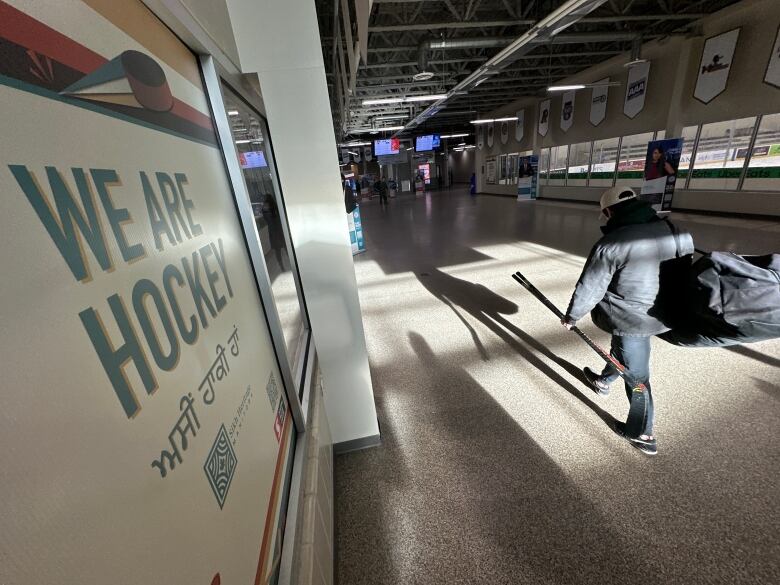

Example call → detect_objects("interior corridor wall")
225 0 379 449
474 0 780 216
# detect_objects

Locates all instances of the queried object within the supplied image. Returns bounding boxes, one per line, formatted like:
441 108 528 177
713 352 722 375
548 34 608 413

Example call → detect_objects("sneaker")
583 367 610 396
615 424 658 456
627 436 658 456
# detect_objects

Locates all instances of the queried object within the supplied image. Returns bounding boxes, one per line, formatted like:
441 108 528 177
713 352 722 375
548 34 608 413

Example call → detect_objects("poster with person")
517 155 539 200
640 138 684 211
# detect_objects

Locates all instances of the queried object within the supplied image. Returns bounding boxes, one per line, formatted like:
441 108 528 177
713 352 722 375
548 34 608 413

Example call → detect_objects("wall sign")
486 157 497 184
763 25 780 89
515 109 525 142
694 28 740 104
0 2 293 584
560 90 575 132
517 155 539 200
624 61 650 119
538 99 551 137
590 77 609 126
477 125 485 149
487 122 494 147
500 120 509 144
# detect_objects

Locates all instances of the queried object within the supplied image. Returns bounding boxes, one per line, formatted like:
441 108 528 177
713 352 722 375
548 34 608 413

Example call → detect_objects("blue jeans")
600 335 654 436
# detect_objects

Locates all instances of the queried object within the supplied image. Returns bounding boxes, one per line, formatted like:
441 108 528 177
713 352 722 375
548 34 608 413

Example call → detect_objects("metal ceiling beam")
369 13 705 31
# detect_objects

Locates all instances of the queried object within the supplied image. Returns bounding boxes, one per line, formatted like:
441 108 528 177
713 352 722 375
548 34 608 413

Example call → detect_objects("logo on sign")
701 54 729 74
204 424 237 509
592 94 606 104
627 80 645 100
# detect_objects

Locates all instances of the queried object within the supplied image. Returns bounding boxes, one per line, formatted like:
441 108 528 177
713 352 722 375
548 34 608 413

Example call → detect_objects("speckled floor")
336 188 780 585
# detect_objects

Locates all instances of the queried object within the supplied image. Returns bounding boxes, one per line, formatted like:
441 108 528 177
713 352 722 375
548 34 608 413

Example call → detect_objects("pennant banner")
538 99 551 137
624 61 651 119
590 78 609 126
515 109 525 142
694 28 740 104
560 90 575 132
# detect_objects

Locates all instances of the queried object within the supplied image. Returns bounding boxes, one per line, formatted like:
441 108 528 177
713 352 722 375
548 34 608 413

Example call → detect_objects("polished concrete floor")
336 187 780 585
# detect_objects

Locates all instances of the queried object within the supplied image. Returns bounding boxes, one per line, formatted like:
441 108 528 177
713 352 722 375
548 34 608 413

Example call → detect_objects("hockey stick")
512 271 648 439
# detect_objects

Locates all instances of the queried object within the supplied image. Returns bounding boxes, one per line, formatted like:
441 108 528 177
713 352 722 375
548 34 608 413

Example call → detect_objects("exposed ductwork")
414 32 643 80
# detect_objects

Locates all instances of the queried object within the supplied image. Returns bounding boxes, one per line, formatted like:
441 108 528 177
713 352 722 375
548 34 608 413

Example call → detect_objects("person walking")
377 176 389 206
561 186 694 455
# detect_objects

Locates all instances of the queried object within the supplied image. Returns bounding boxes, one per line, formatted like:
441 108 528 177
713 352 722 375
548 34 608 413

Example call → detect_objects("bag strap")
664 219 683 259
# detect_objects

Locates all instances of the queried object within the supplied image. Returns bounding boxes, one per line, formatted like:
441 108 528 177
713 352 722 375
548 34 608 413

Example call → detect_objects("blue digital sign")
415 134 441 152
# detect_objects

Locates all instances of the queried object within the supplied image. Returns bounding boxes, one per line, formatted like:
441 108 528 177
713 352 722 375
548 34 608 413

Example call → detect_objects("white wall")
225 0 379 448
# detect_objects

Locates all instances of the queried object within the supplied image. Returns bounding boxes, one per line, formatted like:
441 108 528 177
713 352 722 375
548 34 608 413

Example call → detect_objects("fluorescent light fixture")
348 151 359 156
362 97 406 106
339 141 371 147
235 139 251 144
376 115 408 121
470 119 494 124
458 142 466 146
374 125 405 131
228 110 239 116
440 133 471 139
495 116 519 122
548 84 586 92
405 94 446 102
362 94 446 106
370 131 379 134
407 147 415 151
465 145 476 149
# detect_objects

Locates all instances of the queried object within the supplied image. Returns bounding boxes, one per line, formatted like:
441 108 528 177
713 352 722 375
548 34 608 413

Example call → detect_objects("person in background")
376 176 389 206
469 172 476 195
561 186 694 456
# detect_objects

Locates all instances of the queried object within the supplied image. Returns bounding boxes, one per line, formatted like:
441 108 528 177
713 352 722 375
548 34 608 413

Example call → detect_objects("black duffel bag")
660 251 780 347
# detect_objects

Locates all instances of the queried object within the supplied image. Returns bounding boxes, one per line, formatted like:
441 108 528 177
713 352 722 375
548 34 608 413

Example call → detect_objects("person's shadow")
416 268 619 431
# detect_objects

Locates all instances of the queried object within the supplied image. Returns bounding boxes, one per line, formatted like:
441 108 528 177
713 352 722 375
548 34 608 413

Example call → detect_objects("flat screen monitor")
374 138 400 156
239 150 268 169
415 134 440 152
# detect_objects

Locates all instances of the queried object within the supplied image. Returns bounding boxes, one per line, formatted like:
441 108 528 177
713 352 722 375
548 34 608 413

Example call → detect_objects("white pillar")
226 0 379 448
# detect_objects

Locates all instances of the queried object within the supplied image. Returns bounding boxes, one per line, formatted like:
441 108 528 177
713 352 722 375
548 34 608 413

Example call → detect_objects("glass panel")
222 85 307 370
656 130 666 140
548 145 568 186
589 137 620 187
567 141 591 186
539 148 550 184
689 117 757 190
616 132 654 188
498 154 508 184
743 113 780 191
677 125 698 180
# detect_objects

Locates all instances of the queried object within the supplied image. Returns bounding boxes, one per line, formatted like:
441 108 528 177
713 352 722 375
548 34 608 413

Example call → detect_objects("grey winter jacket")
566 215 694 336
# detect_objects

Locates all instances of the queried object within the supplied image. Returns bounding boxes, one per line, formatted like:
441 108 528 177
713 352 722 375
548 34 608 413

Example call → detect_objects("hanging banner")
624 61 651 119
341 148 350 163
487 123 495 147
640 137 684 212
764 25 780 88
590 77 609 126
354 148 362 163
485 157 497 184
694 28 740 104
515 109 525 142
560 90 575 132
500 121 509 144
364 146 372 161
477 125 485 149
517 155 539 200
0 2 294 585
538 99 551 137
